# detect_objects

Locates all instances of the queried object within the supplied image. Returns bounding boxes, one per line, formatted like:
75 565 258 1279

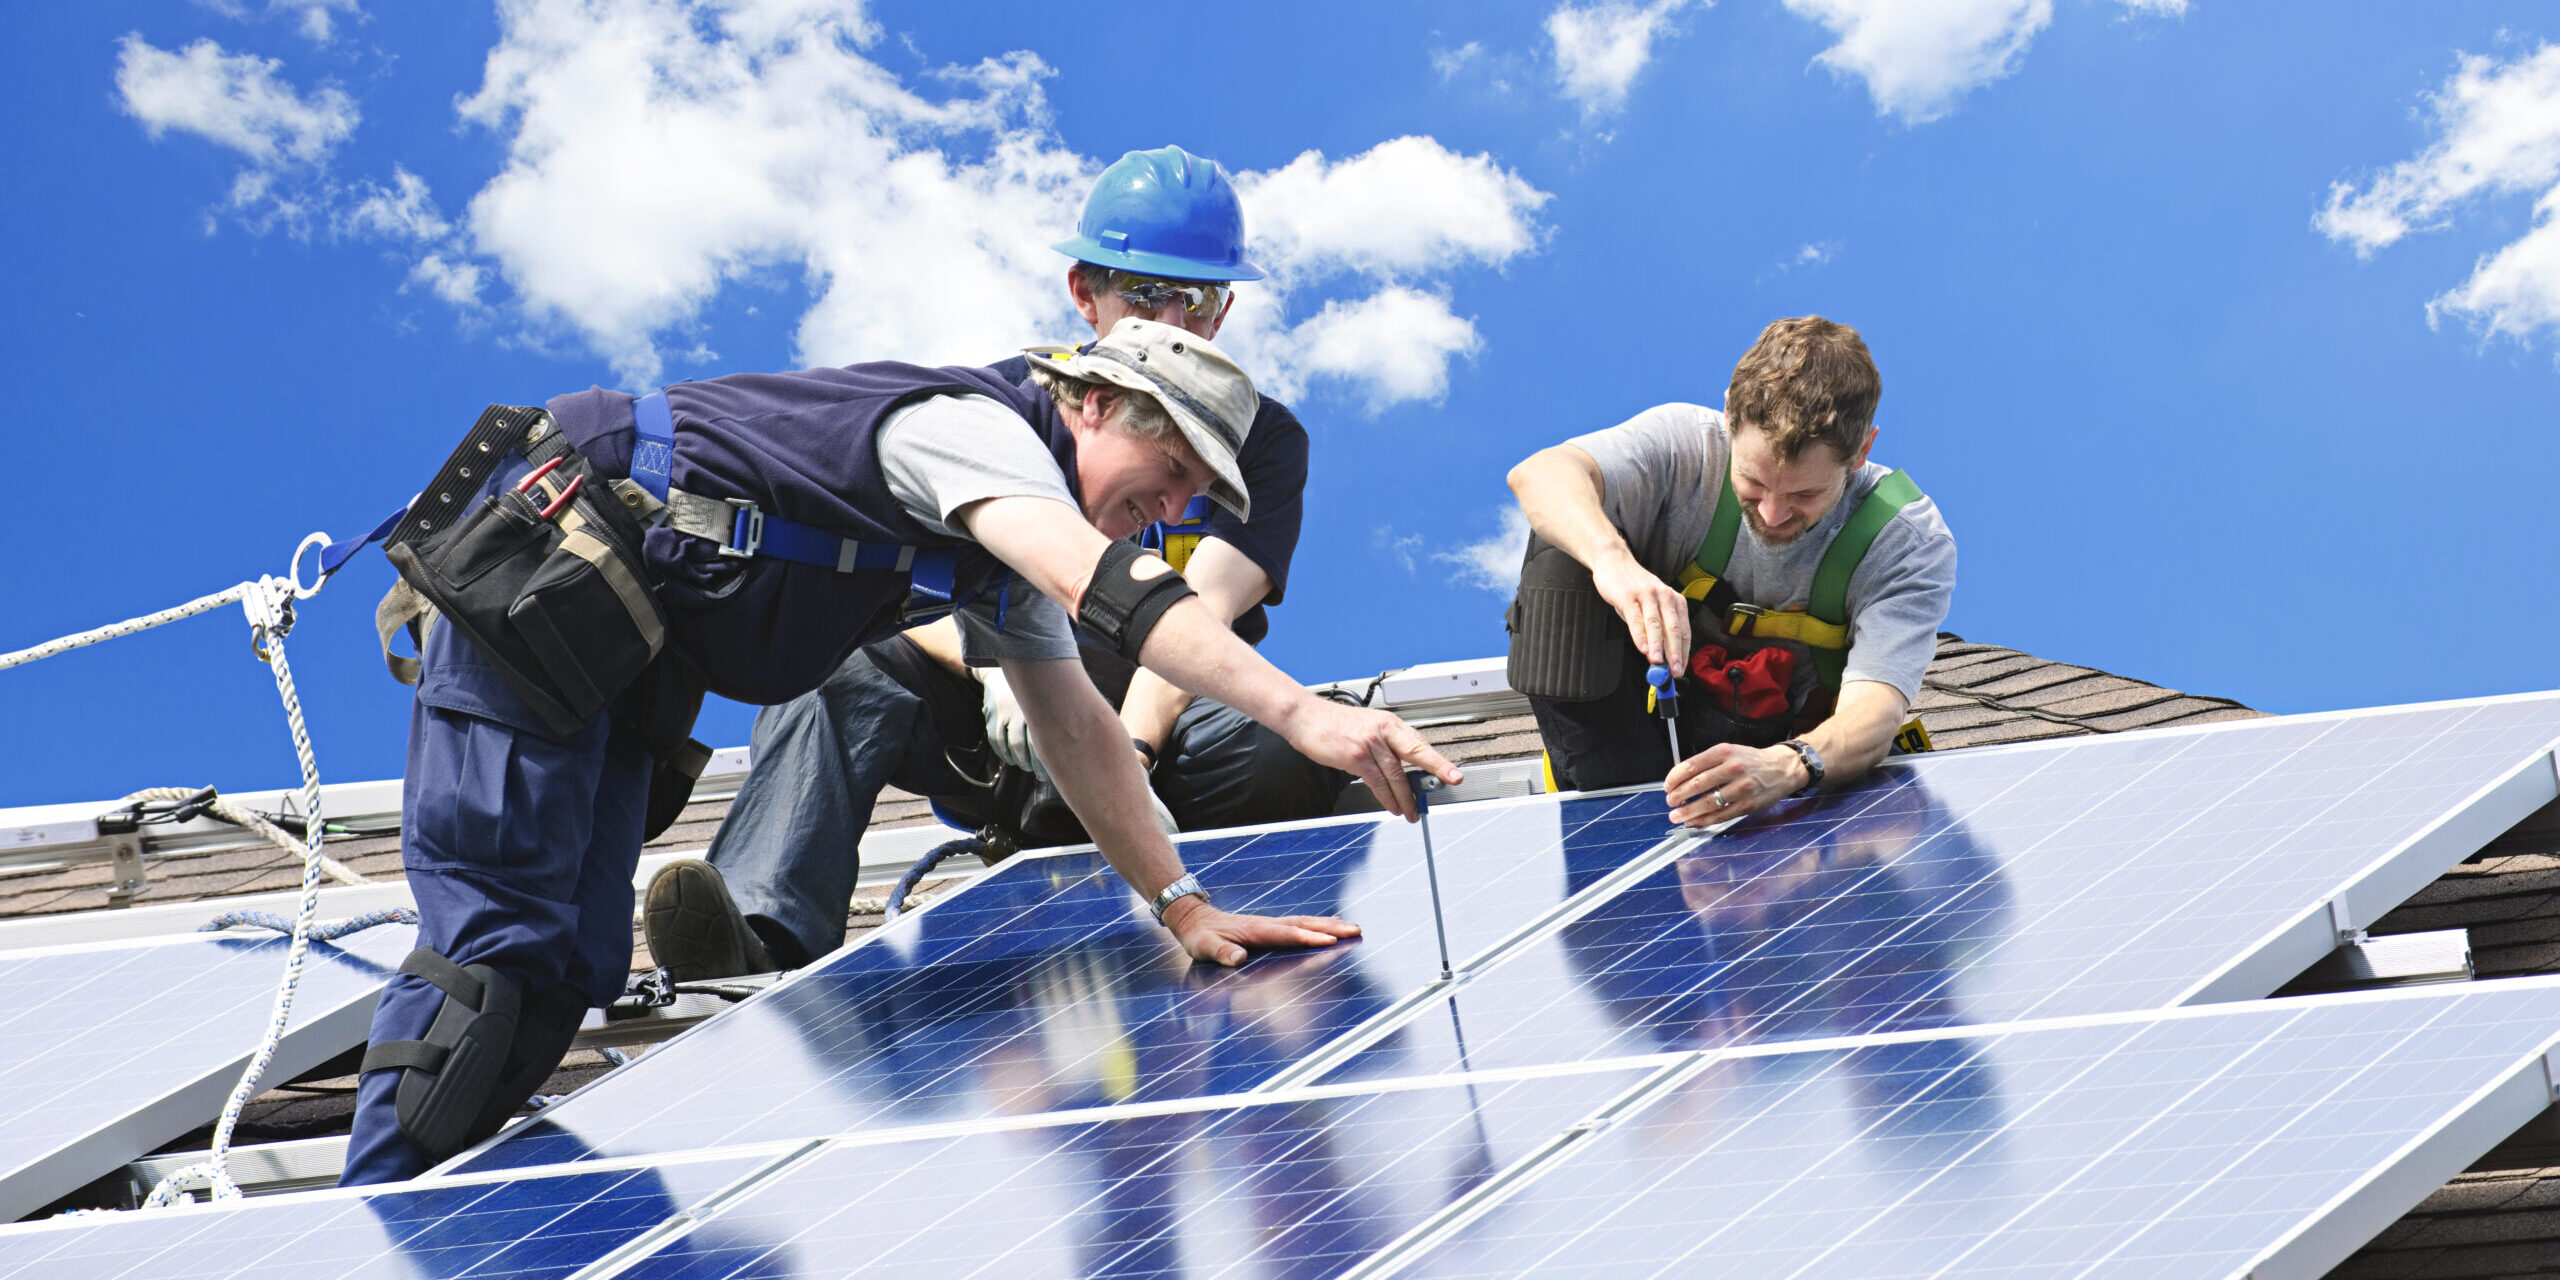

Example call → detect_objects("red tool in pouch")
1689 644 1795 721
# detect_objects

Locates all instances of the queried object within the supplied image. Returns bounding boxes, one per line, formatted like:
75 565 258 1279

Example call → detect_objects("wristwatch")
1777 739 1826 796
1149 873 1210 924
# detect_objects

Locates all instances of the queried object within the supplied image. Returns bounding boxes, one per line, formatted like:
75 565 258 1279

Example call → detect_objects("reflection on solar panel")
12 694 2560 1273
0 924 415 1222
0 1151 764 1279
1402 979 2560 1280
610 1065 1656 1280
455 792 1679 1173
1318 696 2560 1084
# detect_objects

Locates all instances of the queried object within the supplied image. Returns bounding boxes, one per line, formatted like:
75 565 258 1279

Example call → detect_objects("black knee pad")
1506 535 1626 702
471 982 590 1139
360 948 521 1162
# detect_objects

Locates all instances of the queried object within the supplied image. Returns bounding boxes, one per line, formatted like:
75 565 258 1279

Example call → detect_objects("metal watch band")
1149 873 1208 924
1779 739 1826 796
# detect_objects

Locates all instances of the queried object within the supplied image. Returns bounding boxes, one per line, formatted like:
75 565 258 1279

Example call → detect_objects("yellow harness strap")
1674 566 1851 650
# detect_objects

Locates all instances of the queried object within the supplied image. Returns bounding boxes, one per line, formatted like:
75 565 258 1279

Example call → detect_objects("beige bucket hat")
1023 317 1258 520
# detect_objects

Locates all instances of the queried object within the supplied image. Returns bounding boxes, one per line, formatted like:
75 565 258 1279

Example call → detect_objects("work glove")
977 667 1048 782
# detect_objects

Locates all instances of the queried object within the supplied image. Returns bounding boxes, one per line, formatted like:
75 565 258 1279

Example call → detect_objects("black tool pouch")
1507 534 1626 703
384 405 667 740
617 646 711 841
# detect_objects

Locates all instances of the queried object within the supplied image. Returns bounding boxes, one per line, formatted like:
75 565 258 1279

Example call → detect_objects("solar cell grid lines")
0 1152 767 1279
602 1065 1654 1280
0 923 416 1223
1322 695 2560 1085
453 792 1680 1174
1398 979 2560 1280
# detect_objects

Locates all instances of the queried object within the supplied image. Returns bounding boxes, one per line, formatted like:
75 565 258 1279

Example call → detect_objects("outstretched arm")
1002 656 1356 965
960 494 1462 820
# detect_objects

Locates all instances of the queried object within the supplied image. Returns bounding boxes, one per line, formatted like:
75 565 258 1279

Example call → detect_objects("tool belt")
379 404 712 836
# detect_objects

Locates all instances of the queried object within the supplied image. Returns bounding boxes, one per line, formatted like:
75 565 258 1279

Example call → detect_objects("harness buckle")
721 499 763 559
1726 602 1767 636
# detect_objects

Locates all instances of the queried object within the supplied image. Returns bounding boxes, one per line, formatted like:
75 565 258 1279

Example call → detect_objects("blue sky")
2 0 2556 806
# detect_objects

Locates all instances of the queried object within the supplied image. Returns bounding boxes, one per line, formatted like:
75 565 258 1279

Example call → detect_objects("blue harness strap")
631 389 676 502
636 388 1004 629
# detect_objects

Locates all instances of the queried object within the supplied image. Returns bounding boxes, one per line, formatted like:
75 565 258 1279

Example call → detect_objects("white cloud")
1547 0 1690 117
199 0 365 43
1223 138 1547 408
2110 0 2187 15
1436 504 1532 594
1433 41 1487 82
1237 137 1549 286
441 0 1087 386
1243 286 1484 410
120 2 1549 405
2318 44 2560 346
115 34 357 229
1781 0 2051 125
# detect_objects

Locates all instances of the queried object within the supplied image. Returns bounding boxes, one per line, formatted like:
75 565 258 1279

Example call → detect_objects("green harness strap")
1805 468 1923 686
1689 463 1926 689
1690 468 1743 584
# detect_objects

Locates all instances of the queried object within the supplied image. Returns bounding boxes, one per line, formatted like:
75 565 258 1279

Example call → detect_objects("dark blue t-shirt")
986 354 1308 647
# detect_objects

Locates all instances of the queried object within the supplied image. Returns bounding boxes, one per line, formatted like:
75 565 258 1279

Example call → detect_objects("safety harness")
1140 494 1213 573
1676 462 1933 750
629 389 995 628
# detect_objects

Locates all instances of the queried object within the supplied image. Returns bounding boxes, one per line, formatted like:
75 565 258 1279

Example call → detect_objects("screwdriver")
1647 663 1682 769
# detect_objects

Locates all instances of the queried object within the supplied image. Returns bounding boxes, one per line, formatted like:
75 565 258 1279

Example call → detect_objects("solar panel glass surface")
454 793 1677 1174
602 1064 1653 1280
1328 698 2560 1084
0 924 414 1220
1404 980 2560 1280
0 1139 761 1279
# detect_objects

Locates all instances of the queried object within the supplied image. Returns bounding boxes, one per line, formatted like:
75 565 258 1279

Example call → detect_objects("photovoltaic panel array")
0 1151 766 1279
12 693 2560 1276
1402 979 2560 1280
38 978 2560 1279
0 923 415 1222
1320 695 2560 1086
457 791 1677 1173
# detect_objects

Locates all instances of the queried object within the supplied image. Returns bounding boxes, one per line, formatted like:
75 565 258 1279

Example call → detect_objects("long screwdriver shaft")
1408 771 1455 981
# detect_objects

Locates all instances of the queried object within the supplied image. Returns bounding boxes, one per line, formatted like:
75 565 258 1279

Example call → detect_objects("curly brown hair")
1725 316 1881 463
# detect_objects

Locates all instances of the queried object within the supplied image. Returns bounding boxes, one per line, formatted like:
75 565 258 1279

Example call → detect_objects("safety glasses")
1110 271 1232 317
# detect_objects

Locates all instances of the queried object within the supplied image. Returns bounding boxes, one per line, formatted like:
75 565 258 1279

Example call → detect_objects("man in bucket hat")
651 146 1355 986
341 314 1461 1186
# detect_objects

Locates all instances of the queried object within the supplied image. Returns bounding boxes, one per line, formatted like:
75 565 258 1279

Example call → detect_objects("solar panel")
0 1150 768 1279
1314 696 2560 1085
451 791 1681 1174
578 1063 1661 1280
1395 978 2560 1280
0 923 415 1223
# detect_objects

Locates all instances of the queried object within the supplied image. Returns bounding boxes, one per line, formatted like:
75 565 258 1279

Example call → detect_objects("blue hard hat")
1054 145 1265 282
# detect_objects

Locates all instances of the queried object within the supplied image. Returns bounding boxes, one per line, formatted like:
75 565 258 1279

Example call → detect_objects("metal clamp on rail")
721 499 765 560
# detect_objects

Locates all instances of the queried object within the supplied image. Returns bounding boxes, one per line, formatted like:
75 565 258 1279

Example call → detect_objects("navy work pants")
340 615 654 1184
707 638 1349 969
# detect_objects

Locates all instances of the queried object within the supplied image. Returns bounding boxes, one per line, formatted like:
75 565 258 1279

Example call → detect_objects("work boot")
642 859 775 982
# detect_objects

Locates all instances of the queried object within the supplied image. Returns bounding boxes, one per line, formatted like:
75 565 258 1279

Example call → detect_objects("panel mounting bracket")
2326 897 2364 949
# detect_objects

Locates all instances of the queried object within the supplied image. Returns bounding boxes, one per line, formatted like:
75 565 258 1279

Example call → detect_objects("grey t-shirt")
1568 402 1956 702
875 393 1082 665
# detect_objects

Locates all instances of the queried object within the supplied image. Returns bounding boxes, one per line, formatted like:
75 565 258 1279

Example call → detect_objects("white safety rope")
0 534 374 1208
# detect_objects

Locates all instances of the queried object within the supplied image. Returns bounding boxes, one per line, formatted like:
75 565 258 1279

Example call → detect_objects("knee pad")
471 982 590 1140
359 948 522 1162
1505 535 1626 703
1077 541 1197 663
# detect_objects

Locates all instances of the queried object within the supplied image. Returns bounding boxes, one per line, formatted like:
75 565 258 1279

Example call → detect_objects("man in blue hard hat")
645 145 1351 981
